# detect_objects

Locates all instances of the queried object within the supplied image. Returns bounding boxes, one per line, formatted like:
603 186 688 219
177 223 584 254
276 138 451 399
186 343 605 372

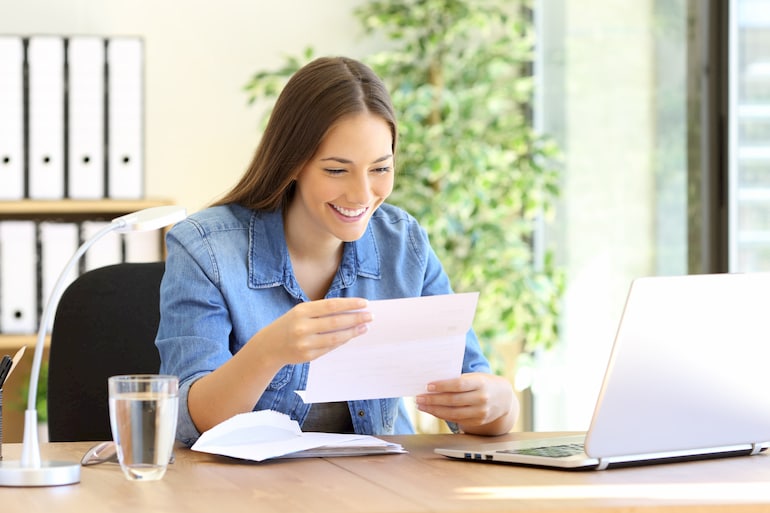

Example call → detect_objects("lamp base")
0 460 81 487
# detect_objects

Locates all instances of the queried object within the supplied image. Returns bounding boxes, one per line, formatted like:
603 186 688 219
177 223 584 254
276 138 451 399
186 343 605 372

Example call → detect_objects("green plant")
244 0 563 380
13 360 48 423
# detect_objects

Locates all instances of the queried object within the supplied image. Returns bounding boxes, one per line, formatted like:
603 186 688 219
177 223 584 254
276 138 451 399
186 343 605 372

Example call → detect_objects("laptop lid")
586 272 770 458
436 272 770 470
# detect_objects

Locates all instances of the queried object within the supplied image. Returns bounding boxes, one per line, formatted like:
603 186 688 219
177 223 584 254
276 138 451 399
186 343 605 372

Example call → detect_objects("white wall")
0 0 375 213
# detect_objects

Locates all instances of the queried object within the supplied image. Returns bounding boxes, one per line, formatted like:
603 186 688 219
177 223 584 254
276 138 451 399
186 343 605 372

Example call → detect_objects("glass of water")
108 374 178 481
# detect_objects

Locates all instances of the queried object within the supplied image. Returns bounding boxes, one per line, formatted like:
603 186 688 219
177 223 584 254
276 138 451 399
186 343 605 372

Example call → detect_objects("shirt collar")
247 209 381 293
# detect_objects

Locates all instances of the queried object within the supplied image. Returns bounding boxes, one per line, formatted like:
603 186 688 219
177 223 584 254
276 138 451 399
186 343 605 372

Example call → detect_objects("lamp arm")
21 221 121 467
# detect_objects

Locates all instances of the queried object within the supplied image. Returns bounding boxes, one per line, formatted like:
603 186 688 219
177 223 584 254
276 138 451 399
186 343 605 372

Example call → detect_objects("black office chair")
47 261 166 442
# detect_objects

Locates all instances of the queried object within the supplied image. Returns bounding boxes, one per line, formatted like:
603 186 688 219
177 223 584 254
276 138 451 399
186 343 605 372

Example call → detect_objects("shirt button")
357 410 365 417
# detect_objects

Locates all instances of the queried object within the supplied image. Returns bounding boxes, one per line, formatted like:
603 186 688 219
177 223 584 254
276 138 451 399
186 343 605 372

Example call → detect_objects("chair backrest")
47 261 165 442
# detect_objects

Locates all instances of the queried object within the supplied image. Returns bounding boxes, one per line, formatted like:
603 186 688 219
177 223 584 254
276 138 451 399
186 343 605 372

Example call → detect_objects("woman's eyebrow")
372 154 393 164
320 154 393 165
320 157 353 164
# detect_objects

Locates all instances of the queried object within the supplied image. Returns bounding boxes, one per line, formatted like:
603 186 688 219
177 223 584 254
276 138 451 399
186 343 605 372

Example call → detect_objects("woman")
156 56 518 446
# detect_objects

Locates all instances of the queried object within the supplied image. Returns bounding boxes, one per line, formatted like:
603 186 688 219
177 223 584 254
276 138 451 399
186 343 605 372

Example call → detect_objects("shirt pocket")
266 365 294 391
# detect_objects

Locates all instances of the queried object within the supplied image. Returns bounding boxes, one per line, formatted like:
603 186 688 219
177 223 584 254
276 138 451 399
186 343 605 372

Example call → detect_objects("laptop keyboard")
499 442 586 459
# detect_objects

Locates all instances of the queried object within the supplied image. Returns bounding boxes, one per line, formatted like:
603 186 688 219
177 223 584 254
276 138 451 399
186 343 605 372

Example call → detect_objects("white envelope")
192 410 405 462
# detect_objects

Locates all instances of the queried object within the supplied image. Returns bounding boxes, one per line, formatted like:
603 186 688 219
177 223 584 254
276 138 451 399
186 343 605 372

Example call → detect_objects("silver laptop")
436 272 770 470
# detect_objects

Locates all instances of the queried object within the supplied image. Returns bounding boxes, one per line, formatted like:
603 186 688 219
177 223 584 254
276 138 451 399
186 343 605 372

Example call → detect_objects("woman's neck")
283 202 344 300
283 201 342 259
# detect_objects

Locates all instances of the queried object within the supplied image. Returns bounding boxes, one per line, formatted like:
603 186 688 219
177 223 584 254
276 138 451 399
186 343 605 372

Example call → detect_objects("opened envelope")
192 410 405 461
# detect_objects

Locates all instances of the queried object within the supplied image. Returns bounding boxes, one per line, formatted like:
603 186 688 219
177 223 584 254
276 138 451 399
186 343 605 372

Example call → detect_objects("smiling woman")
287 112 394 252
155 56 518 448
287 113 394 301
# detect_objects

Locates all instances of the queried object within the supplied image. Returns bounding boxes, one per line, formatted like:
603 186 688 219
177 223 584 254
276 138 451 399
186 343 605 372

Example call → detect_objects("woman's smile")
330 204 369 221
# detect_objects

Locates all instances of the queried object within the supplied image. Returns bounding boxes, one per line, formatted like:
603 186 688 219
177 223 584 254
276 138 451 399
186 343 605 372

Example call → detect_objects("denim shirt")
156 203 492 446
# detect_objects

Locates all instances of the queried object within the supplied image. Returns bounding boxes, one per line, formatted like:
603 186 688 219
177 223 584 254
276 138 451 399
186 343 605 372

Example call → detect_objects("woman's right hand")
188 297 371 433
259 297 372 365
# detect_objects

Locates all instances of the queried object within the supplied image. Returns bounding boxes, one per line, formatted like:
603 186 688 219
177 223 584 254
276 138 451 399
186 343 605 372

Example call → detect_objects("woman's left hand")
414 372 518 436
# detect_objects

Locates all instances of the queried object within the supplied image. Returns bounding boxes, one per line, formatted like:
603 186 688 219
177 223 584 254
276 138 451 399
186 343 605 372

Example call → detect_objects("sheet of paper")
296 292 479 403
191 410 405 461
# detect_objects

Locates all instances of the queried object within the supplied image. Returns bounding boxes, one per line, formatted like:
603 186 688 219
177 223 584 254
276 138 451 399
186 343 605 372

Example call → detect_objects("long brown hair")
214 56 397 211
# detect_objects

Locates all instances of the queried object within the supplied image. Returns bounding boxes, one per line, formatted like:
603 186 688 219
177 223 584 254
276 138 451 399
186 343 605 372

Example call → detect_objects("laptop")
436 272 770 470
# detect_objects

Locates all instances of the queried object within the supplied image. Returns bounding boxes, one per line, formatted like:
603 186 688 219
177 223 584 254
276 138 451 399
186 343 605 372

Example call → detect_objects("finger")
416 389 478 408
305 322 369 359
310 297 369 317
323 322 369 346
315 310 373 334
425 374 482 394
416 402 488 425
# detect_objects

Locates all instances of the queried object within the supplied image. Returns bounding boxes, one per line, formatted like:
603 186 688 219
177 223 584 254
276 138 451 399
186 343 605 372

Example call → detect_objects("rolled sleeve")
174 372 206 446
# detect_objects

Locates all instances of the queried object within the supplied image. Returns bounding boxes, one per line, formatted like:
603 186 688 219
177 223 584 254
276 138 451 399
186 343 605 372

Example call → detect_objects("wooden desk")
3 433 770 513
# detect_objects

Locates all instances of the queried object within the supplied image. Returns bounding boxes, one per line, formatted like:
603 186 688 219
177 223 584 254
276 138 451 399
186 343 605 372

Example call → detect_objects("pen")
0 355 11 388
6 346 25 381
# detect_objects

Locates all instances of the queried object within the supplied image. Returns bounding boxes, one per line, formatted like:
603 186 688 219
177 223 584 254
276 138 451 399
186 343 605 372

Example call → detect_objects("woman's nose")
347 173 373 204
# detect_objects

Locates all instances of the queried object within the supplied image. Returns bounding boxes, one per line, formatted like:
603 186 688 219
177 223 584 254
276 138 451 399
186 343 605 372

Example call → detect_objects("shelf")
0 198 176 346
0 334 48 351
0 198 173 217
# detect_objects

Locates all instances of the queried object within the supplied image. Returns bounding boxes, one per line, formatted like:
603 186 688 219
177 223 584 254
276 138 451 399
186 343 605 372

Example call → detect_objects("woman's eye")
324 168 346 175
372 166 391 174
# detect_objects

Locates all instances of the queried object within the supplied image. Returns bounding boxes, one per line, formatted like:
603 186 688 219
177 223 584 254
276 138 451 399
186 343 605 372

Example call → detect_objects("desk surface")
3 433 770 513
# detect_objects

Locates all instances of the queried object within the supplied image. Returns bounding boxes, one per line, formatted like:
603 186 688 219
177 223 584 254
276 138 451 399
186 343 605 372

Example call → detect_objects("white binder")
81 220 123 271
0 36 25 200
39 221 79 332
68 36 106 199
107 37 144 199
0 221 38 334
28 36 66 199
124 229 162 263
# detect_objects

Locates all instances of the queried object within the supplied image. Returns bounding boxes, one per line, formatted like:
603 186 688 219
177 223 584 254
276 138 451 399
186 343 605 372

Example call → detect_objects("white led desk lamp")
0 205 186 487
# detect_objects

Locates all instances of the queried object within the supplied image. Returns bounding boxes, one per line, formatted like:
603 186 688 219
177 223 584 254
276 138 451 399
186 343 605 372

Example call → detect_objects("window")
533 0 695 429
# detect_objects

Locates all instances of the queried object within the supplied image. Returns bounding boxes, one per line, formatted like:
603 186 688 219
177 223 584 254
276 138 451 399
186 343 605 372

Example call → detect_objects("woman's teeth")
332 205 366 217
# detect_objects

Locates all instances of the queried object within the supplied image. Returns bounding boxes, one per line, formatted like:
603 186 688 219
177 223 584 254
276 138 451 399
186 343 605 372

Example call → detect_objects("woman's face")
291 112 394 243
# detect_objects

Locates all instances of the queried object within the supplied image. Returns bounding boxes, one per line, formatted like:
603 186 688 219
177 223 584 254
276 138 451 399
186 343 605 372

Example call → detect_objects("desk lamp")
0 205 186 487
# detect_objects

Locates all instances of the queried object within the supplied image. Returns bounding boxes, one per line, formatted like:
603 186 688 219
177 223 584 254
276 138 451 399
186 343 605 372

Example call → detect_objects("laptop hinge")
750 443 763 456
595 458 609 471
